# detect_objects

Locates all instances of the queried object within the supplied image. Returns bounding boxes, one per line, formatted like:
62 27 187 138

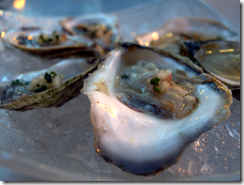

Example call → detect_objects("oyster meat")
60 13 120 56
0 57 99 111
82 43 232 175
2 27 97 56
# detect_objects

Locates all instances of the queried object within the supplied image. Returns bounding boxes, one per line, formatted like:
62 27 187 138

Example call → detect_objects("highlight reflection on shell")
194 40 240 87
136 17 238 54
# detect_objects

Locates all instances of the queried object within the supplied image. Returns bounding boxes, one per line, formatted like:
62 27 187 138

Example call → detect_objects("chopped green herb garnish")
52 31 59 40
150 77 160 86
175 81 179 84
216 36 224 40
44 72 52 83
121 74 129 79
153 86 161 93
34 85 47 93
11 79 24 86
50 71 57 77
39 34 48 43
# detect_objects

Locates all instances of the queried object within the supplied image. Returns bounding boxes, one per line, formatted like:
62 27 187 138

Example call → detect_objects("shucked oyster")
136 17 240 91
82 43 232 175
60 13 120 56
136 17 238 54
182 40 240 87
0 57 99 111
2 27 97 56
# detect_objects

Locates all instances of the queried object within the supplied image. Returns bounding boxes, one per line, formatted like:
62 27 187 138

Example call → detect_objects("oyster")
82 43 232 175
135 17 238 53
0 57 99 111
60 13 120 56
2 27 97 56
184 40 240 87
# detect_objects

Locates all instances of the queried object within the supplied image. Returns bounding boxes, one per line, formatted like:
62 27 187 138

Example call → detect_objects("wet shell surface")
193 40 240 87
82 43 232 175
60 13 120 56
2 27 97 56
135 17 238 53
0 58 99 111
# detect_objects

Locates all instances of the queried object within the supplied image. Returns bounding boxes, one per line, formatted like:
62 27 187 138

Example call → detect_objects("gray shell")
0 58 99 111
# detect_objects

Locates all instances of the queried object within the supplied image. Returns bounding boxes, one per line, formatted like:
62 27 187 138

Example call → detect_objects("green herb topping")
150 77 160 86
34 85 47 93
121 74 129 79
39 34 49 43
150 77 161 92
39 32 59 43
11 79 24 86
50 71 57 77
153 86 161 93
44 73 52 83
175 81 179 84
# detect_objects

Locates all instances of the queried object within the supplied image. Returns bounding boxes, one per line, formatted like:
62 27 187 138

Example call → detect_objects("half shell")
136 17 238 53
60 13 120 56
2 27 98 56
0 57 99 111
82 43 232 175
182 40 240 88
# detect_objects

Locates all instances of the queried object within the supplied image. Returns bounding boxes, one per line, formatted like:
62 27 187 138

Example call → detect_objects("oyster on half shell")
0 57 99 111
60 13 120 56
182 40 240 88
2 27 98 57
135 17 238 54
82 43 232 175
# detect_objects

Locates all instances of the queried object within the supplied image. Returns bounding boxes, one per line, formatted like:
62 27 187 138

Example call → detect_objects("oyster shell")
60 13 120 56
135 17 238 53
0 57 99 111
182 40 240 88
82 43 232 175
2 27 98 56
